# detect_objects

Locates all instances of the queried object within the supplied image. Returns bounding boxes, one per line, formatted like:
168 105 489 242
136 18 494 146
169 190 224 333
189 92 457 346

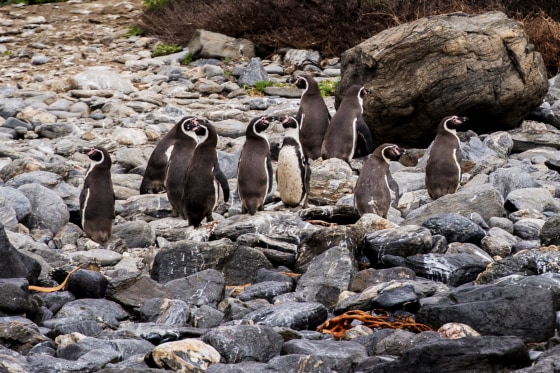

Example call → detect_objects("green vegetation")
151 43 183 57
318 79 339 97
124 25 145 38
142 0 167 10
2 50 12 57
180 52 193 65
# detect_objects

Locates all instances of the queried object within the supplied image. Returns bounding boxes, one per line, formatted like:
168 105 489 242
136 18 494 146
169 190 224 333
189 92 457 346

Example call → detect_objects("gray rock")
505 187 559 213
540 215 560 246
489 166 541 197
404 184 506 225
480 226 518 257
165 269 225 307
202 325 284 363
483 131 514 158
295 246 357 310
112 220 155 248
0 97 25 118
139 298 190 325
55 298 128 329
187 29 255 60
281 339 367 373
337 12 547 148
17 183 69 235
417 284 556 342
238 57 269 86
243 301 328 330
422 213 487 245
71 67 137 94
364 225 432 266
513 218 544 240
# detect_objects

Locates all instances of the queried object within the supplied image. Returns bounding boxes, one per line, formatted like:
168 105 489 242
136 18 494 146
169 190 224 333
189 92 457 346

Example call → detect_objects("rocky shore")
2 0 560 372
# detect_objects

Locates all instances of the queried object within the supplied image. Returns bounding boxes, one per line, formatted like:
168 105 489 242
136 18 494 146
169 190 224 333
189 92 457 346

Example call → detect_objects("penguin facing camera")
276 116 311 208
237 115 274 215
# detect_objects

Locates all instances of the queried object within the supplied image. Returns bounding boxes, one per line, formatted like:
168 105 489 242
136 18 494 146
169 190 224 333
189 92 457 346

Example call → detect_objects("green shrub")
180 52 193 65
151 43 183 57
124 26 145 38
318 79 339 97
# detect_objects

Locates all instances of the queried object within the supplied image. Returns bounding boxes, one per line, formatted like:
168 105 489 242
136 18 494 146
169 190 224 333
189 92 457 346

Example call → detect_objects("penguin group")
78 73 470 242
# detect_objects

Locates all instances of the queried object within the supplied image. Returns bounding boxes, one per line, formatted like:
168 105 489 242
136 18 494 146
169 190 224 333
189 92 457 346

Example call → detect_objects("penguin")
79 146 115 243
276 116 310 207
182 120 230 227
237 116 273 215
164 116 199 217
425 115 469 200
321 85 374 162
288 74 331 160
354 143 403 218
139 116 196 194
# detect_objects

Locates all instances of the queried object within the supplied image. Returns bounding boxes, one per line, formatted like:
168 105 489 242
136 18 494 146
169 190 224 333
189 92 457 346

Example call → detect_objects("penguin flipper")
356 117 375 157
213 159 230 203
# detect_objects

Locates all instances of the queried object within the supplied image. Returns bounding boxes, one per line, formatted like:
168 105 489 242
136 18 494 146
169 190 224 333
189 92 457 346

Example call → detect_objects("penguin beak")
78 147 94 155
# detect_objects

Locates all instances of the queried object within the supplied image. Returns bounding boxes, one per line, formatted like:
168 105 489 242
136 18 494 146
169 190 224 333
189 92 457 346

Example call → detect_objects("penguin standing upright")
276 116 310 207
79 146 115 243
237 116 273 215
140 116 196 194
182 120 229 227
288 74 331 160
354 143 403 218
321 85 374 162
164 117 199 217
425 115 469 199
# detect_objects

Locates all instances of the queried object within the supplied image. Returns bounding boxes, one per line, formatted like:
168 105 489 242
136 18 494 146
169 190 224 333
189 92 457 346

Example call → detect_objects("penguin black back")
140 116 196 194
322 85 374 162
183 121 229 227
276 116 310 207
165 117 199 217
425 115 469 199
79 146 114 243
354 143 402 218
289 74 331 160
237 116 273 215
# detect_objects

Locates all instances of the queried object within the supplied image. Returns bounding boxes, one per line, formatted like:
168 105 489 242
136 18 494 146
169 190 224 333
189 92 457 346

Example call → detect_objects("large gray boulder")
336 11 548 148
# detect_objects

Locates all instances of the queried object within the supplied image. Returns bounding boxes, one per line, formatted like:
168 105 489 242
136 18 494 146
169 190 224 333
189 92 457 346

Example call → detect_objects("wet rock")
417 284 556 342
422 213 487 245
243 301 328 330
364 225 432 266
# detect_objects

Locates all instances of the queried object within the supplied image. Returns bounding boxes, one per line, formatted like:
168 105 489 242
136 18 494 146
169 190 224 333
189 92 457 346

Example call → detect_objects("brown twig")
28 264 84 293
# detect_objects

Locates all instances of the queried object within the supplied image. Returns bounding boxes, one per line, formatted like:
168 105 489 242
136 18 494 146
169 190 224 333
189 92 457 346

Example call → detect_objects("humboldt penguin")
321 85 374 162
425 115 469 199
79 146 114 243
182 120 229 227
139 116 196 194
354 143 403 218
164 116 199 217
276 116 310 207
237 116 273 215
288 74 331 160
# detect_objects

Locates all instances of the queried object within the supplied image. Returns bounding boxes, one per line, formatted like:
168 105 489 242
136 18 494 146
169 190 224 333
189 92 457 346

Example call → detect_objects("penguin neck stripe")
85 151 104 178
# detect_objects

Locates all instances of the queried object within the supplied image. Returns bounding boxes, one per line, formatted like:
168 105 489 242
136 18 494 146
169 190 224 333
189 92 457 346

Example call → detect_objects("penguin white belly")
81 188 91 229
277 145 304 206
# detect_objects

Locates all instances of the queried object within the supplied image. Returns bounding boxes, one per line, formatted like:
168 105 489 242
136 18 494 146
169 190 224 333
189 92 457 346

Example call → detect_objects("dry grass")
139 0 560 76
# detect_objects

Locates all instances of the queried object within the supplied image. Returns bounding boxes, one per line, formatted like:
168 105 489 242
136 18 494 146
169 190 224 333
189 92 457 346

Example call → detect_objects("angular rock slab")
382 253 489 287
378 335 530 372
336 11 548 147
403 184 506 226
202 325 284 363
417 284 556 342
243 301 328 330
281 339 367 373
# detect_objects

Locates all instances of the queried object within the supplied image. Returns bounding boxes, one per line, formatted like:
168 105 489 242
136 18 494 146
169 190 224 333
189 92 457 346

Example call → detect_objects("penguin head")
291 75 309 90
281 116 300 130
80 147 111 168
247 116 271 137
179 116 200 139
379 143 403 163
442 115 469 132
359 87 371 99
